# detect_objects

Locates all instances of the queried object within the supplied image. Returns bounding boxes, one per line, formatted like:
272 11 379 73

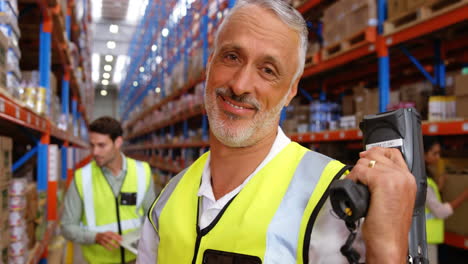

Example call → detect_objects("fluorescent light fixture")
127 0 148 23
162 28 169 37
139 66 145 73
107 41 116 49
113 55 129 84
133 81 138 87
156 56 162 64
92 71 99 82
103 72 111 79
155 87 161 93
109 24 119 34
104 65 112 71
113 71 122 83
100 89 108 96
92 53 100 72
92 0 102 20
217 11 223 20
105 55 114 62
101 79 109 85
151 44 157 52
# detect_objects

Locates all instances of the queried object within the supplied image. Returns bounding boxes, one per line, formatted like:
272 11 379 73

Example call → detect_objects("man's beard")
204 86 288 147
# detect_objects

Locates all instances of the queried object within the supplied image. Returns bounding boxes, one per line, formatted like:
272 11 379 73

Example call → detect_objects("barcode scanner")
329 108 428 264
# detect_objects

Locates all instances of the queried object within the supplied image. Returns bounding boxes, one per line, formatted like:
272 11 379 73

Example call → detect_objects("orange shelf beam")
297 0 323 14
0 94 49 133
302 42 376 78
385 4 468 46
444 232 468 250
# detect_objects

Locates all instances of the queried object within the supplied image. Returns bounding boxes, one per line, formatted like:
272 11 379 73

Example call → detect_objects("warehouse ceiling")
91 0 148 91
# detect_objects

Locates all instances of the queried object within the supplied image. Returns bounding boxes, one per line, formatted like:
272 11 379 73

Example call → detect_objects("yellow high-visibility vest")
425 177 444 244
75 157 151 264
149 142 348 263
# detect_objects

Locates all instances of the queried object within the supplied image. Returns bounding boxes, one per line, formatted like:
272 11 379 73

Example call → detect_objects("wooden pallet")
321 27 377 61
384 0 468 35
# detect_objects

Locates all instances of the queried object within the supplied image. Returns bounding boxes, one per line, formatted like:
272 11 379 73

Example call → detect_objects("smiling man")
137 1 416 263
61 116 155 264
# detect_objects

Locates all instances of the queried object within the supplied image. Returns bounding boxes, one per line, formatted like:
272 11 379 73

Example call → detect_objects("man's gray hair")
214 0 308 82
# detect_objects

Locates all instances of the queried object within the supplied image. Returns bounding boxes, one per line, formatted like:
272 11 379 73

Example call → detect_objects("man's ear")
284 78 299 107
114 136 123 149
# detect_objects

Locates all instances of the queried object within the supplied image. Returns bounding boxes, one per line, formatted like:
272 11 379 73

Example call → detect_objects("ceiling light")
107 41 116 49
127 0 148 23
156 56 162 64
103 72 110 79
133 81 138 87
139 66 145 73
109 24 119 34
162 28 169 37
155 87 161 93
100 89 108 96
151 44 157 52
105 55 114 62
101 79 109 85
92 71 99 82
92 0 102 20
217 11 223 20
92 53 100 72
104 65 112 71
113 71 122 84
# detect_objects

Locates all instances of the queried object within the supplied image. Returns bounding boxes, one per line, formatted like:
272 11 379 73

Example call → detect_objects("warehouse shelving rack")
0 0 93 263
120 0 468 249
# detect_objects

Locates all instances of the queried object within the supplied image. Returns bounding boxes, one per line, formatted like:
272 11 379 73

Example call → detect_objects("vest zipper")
115 197 125 264
191 195 237 264
302 165 353 264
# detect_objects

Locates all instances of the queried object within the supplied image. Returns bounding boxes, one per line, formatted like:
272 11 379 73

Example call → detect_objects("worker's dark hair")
89 116 123 141
423 136 440 153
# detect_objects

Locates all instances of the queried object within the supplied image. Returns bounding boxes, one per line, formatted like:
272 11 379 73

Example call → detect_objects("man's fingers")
361 147 409 171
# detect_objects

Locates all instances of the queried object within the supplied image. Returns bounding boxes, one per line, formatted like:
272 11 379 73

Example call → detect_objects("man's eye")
263 67 275 76
225 53 238 61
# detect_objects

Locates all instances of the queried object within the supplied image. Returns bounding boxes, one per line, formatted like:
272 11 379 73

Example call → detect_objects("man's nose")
228 66 254 96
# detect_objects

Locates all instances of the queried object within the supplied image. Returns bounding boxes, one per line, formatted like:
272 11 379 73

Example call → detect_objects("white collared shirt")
197 127 291 229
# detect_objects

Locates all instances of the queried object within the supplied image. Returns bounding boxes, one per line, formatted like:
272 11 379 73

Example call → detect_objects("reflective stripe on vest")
425 177 444 244
149 142 345 264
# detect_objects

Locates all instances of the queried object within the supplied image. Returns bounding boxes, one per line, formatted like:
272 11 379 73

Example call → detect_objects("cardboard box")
454 74 468 96
353 86 379 115
0 183 8 215
0 137 12 185
442 172 468 236
387 0 407 20
399 81 432 117
25 183 37 221
456 95 468 119
342 95 355 116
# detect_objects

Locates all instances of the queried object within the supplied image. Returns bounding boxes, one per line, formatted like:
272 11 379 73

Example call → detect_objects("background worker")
61 116 156 264
423 136 468 264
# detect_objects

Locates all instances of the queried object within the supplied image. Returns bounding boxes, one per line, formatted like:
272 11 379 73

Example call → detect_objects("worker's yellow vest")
425 177 444 244
75 157 151 264
149 142 347 263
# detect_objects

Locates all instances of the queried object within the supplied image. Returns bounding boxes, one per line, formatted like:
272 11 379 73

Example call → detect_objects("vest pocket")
203 249 262 264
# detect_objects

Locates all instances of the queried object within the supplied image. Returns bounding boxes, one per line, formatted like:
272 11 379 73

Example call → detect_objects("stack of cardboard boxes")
0 0 21 98
322 0 377 48
455 74 468 119
0 136 12 264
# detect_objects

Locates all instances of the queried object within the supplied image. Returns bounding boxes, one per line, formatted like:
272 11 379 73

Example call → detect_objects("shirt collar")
197 126 290 201
101 152 127 176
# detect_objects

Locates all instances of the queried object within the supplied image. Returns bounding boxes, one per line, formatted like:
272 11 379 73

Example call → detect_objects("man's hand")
347 147 417 263
95 231 123 251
